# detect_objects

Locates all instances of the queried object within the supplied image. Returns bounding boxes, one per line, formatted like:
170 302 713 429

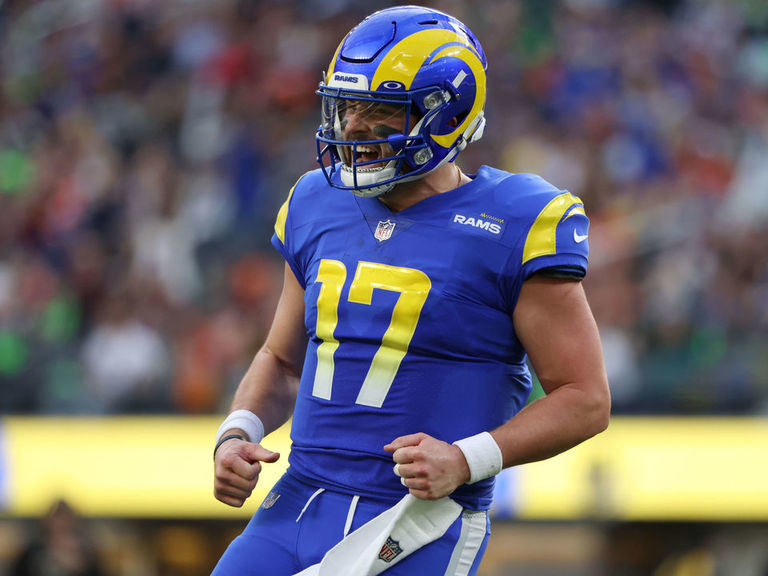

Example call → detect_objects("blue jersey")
271 166 589 510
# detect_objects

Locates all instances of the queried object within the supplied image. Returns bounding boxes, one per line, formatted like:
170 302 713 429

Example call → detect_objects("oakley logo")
381 80 406 91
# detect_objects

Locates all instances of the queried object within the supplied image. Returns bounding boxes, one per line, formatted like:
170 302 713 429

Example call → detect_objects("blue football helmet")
316 6 488 197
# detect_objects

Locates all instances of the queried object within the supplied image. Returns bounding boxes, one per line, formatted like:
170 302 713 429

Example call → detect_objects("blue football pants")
211 471 490 575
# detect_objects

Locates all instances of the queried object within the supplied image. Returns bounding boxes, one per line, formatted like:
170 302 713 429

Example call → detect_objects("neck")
378 163 468 212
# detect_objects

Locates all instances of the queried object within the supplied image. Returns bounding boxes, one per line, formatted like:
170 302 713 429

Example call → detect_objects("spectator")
0 0 766 416
11 499 104 576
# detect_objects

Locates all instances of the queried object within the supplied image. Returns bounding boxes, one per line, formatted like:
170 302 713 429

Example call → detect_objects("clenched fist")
384 432 471 500
214 438 280 507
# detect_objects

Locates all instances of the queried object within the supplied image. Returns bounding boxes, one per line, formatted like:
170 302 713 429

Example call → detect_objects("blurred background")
0 0 767 574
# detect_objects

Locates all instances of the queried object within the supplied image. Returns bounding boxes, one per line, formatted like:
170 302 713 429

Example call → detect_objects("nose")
341 109 368 139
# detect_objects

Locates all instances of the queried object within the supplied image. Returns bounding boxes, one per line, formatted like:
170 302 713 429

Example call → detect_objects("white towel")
293 494 462 576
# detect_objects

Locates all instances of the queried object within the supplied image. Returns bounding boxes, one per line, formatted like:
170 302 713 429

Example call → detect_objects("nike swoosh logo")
573 230 589 243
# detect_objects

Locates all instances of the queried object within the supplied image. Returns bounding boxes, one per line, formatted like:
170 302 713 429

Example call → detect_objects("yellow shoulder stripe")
274 182 298 244
522 193 584 265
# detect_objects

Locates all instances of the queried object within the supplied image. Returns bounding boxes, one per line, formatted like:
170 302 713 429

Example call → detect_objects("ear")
448 117 459 128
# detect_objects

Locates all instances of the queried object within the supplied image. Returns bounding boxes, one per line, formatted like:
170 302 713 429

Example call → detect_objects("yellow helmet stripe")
428 44 486 148
371 29 470 90
325 37 346 80
370 29 485 151
522 193 585 265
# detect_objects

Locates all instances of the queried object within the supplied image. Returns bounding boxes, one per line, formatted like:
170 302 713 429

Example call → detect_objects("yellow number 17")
312 259 431 407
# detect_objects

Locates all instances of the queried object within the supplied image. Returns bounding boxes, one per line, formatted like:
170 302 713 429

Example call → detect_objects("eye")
341 100 366 118
372 104 400 116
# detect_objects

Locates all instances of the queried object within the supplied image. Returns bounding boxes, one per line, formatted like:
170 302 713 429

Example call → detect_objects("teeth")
342 165 383 174
357 146 376 154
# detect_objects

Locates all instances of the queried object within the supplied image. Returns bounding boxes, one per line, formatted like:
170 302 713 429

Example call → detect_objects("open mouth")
354 145 382 167
348 144 395 170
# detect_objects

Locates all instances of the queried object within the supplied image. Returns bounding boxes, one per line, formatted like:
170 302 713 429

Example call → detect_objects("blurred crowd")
1 0 767 417
3 500 768 576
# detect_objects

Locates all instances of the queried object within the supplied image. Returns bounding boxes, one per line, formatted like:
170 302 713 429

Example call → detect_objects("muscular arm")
492 274 611 466
213 264 307 507
387 274 610 500
227 263 308 436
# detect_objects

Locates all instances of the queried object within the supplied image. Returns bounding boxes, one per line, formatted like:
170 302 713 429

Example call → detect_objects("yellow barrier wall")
1 416 767 520
0 416 289 519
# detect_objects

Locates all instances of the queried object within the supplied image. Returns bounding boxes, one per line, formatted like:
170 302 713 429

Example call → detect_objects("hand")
384 432 471 500
214 438 280 507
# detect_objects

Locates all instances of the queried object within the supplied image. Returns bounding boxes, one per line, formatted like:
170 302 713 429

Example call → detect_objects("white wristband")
453 432 503 484
216 410 265 445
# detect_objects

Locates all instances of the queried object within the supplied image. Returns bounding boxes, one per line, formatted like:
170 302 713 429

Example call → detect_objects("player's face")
338 99 415 168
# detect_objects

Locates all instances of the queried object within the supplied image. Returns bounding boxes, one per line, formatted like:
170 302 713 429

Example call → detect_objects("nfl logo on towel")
374 220 396 242
378 536 403 563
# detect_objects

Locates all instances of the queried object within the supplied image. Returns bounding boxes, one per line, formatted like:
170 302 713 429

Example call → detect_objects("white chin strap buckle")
467 112 485 143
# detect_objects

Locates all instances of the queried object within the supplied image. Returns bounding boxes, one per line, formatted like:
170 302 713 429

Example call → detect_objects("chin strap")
467 111 486 143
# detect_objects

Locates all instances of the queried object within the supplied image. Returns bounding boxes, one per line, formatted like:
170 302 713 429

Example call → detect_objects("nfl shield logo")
260 491 280 510
374 219 396 242
378 536 403 563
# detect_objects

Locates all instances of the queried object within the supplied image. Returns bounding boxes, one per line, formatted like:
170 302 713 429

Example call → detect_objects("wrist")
213 433 247 459
216 410 265 445
453 431 503 484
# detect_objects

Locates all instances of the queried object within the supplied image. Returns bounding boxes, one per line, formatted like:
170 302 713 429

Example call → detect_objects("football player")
212 6 610 575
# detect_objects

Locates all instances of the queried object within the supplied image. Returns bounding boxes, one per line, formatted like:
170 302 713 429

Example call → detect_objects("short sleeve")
519 192 589 281
270 178 306 288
